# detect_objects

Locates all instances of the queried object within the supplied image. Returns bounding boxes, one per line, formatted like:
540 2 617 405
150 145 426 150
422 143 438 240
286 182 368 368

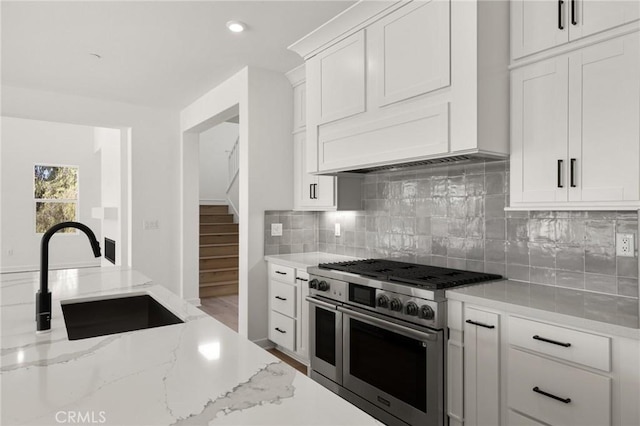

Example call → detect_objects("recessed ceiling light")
226 20 246 33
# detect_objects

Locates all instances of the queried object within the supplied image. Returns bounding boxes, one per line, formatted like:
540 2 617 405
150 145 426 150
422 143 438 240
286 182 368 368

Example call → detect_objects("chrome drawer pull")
275 327 286 334
533 335 571 347
532 386 571 404
275 271 287 275
275 296 287 301
465 319 495 329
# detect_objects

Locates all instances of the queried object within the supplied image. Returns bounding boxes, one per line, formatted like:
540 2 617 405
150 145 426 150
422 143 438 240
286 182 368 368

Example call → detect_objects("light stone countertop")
264 252 360 271
0 267 378 426
447 280 640 340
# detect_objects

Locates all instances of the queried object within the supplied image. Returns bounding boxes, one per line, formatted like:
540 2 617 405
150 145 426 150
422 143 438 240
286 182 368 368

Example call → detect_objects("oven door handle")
305 296 339 310
337 306 439 342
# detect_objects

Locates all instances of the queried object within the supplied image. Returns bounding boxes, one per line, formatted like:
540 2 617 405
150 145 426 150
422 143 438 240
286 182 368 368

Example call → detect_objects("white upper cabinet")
568 34 640 203
369 0 450 107
287 66 362 212
510 32 640 209
512 0 639 59
308 30 366 126
511 57 569 204
290 0 509 174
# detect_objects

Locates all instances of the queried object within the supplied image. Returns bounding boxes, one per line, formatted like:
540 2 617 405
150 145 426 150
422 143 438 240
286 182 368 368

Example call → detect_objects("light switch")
335 223 341 237
271 223 283 236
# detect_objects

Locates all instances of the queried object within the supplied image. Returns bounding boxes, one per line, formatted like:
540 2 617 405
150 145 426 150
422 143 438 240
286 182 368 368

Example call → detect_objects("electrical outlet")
335 223 341 237
616 233 635 257
143 220 159 230
271 223 283 236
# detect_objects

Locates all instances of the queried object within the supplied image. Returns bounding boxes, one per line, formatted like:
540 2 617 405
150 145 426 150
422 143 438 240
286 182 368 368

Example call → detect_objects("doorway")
192 117 240 331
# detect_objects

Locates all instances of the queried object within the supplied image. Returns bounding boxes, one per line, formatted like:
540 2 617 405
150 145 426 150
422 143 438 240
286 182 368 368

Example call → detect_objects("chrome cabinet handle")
571 0 577 25
533 386 571 404
465 319 495 329
533 335 571 347
570 158 577 187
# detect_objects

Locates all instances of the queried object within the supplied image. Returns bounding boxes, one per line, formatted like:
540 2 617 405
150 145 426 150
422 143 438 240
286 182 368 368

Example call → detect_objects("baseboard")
0 261 101 274
186 297 202 307
199 199 226 206
251 338 273 349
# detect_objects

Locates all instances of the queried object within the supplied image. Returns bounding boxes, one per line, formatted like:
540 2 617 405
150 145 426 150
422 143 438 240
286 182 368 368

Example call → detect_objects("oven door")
307 296 343 385
340 306 444 426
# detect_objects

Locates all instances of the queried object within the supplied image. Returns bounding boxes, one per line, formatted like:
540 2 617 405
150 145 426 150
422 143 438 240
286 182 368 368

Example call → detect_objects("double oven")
306 260 501 426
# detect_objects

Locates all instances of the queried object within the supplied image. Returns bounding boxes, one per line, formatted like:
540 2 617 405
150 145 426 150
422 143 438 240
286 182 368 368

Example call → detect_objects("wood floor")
199 295 239 332
199 295 307 375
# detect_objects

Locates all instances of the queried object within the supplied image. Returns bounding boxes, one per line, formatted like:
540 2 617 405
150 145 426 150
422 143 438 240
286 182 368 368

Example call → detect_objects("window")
34 165 78 233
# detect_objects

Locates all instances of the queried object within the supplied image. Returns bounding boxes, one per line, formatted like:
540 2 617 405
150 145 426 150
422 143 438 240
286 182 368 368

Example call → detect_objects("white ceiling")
1 1 355 109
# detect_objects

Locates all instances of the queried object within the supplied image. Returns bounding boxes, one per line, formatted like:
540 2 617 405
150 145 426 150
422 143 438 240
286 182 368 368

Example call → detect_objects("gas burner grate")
319 259 502 289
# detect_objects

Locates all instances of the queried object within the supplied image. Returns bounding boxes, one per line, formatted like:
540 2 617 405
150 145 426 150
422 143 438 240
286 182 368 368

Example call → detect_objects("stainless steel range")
306 259 502 426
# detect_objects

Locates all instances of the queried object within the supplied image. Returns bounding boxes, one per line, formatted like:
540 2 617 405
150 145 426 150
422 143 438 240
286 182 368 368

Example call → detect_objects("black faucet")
36 221 101 332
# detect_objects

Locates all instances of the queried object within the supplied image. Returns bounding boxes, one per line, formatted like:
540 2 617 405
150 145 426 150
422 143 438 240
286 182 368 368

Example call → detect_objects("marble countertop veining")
264 252 361 270
0 267 378 426
447 280 640 340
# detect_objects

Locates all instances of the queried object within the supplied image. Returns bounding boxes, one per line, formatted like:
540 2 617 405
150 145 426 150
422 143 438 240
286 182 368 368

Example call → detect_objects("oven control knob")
390 298 403 312
419 305 435 320
376 295 389 308
309 279 319 289
317 281 330 291
405 302 419 316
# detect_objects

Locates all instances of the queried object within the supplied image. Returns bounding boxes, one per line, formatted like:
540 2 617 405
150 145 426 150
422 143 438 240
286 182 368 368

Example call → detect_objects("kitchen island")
0 267 379 426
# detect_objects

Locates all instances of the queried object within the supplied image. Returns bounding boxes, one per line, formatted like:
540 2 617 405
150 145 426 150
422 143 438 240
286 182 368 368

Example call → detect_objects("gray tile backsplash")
265 160 639 300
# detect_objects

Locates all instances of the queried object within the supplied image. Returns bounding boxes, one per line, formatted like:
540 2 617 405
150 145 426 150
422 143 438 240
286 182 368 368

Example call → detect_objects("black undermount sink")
61 294 184 340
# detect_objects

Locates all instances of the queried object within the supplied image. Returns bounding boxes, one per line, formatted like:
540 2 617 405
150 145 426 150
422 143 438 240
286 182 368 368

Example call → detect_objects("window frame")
33 163 80 235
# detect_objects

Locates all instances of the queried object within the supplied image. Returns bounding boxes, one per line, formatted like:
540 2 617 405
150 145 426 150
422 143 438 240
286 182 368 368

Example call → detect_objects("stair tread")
200 232 238 236
200 254 239 260
199 280 238 288
200 267 238 273
200 243 239 247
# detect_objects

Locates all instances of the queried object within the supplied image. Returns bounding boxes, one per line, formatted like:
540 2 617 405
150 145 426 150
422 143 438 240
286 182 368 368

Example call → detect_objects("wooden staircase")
199 205 238 298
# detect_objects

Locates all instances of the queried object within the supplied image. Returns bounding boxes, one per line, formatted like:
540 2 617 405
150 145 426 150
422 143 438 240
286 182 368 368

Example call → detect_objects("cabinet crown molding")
285 64 305 86
288 0 405 59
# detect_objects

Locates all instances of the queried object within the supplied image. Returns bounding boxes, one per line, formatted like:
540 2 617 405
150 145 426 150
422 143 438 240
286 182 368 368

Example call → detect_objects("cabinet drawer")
269 263 295 284
269 311 295 351
508 348 611 426
270 280 296 317
508 316 611 371
508 409 546 426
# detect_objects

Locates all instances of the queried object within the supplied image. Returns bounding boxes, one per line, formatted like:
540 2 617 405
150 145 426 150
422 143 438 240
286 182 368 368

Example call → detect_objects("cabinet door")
464 307 500 426
369 0 450 107
294 132 316 208
568 34 640 202
511 0 569 59
296 270 310 360
511 57 569 203
292 83 306 133
570 0 640 41
307 30 366 125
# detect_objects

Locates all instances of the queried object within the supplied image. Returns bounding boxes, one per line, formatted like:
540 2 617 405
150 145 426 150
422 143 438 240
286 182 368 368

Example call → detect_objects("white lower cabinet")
508 348 611 426
267 261 310 362
447 300 638 426
463 306 501 426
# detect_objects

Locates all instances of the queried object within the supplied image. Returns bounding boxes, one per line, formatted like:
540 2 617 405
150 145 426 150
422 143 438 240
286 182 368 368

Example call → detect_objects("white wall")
198 122 238 203
1 86 181 294
94 126 122 267
0 117 102 272
181 66 293 342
